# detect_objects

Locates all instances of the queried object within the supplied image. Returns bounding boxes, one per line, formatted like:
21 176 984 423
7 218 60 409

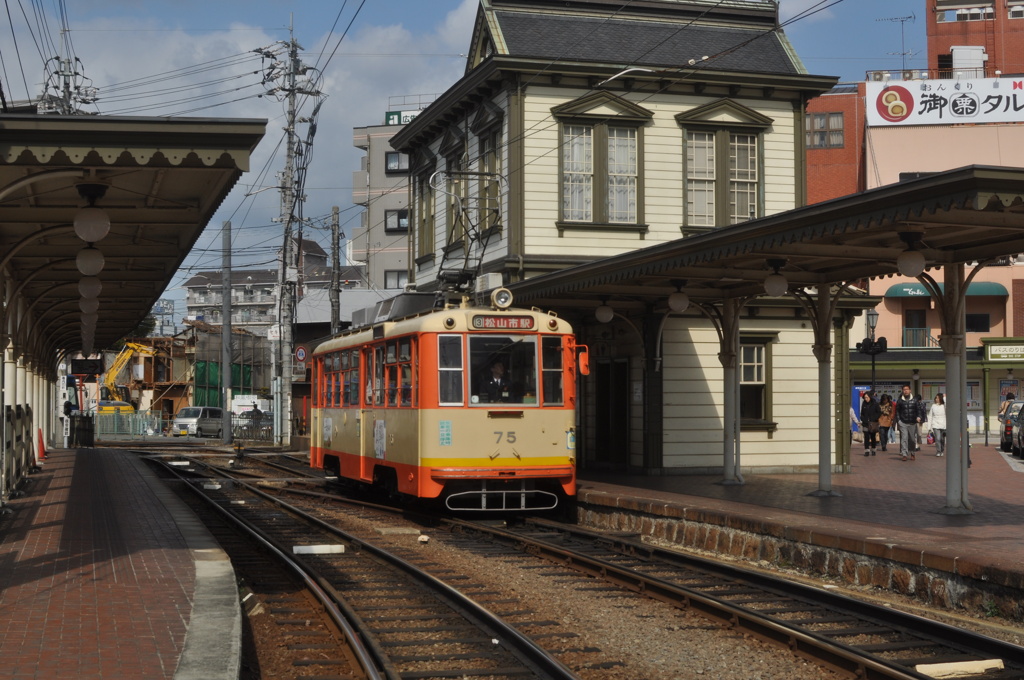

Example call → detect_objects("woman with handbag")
929 393 947 456
877 394 894 453
860 391 882 457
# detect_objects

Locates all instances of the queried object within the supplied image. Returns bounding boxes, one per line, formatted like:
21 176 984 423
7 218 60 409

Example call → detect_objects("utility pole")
221 221 233 445
277 28 299 448
330 206 341 335
40 51 97 114
256 19 324 447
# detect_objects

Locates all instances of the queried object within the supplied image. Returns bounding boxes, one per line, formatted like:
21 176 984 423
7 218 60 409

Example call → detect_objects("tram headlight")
491 287 513 310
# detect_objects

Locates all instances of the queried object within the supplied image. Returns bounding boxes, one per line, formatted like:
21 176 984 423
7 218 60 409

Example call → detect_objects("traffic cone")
37 428 46 461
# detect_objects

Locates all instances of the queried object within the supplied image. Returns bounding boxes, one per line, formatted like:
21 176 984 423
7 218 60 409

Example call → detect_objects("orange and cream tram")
310 289 588 511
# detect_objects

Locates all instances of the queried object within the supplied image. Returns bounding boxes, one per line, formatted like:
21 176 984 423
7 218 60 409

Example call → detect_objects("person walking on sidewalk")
860 391 882 456
915 393 928 453
929 393 947 456
896 384 922 461
878 394 894 452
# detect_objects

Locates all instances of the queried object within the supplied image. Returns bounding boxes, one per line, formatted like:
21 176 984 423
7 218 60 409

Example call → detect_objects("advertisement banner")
866 77 1024 127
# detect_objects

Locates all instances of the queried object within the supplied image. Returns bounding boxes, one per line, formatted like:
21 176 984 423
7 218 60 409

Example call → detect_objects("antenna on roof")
876 14 916 73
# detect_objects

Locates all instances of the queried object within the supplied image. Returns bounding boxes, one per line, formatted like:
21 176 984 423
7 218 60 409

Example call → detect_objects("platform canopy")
0 113 266 357
509 165 1024 313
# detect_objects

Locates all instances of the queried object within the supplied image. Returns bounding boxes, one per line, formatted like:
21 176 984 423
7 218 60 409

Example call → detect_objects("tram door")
594 358 629 469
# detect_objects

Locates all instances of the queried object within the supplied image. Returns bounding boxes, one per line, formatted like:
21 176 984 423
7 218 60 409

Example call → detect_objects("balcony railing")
865 67 993 82
903 327 940 348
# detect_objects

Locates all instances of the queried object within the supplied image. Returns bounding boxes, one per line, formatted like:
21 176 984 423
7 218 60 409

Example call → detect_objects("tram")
309 288 588 511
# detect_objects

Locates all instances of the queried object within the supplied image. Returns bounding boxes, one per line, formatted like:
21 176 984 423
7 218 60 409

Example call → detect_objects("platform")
578 441 1024 618
0 447 240 680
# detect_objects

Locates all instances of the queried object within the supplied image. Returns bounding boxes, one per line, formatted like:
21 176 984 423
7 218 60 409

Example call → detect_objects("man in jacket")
895 384 921 461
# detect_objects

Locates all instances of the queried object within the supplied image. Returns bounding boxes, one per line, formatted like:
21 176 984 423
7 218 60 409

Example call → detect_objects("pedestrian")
895 384 922 461
859 391 882 456
929 393 947 456
915 393 927 452
849 405 862 445
877 394 894 452
998 392 1015 422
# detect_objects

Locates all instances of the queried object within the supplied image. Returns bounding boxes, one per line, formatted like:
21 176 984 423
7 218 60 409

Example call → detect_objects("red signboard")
471 315 535 330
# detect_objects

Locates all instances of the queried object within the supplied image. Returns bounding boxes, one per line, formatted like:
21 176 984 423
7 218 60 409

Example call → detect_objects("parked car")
1011 408 1024 456
999 400 1024 452
233 409 273 439
172 406 224 438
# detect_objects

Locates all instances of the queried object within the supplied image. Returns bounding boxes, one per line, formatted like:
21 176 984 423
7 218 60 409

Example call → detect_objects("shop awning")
884 282 1009 297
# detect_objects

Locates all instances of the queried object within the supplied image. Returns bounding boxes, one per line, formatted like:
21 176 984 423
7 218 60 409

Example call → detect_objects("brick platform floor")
0 448 195 679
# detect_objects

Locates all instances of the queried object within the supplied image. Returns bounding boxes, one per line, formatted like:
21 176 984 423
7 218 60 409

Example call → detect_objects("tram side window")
385 342 399 406
334 354 344 406
381 338 415 407
401 338 413 405
541 337 564 405
318 358 328 407
344 350 360 406
438 335 464 405
374 346 386 405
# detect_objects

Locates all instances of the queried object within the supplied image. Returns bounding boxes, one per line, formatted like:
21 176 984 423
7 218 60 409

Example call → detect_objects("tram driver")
479 360 511 403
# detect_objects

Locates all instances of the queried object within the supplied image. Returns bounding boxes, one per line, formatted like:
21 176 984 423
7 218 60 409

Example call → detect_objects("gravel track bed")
290 498 842 680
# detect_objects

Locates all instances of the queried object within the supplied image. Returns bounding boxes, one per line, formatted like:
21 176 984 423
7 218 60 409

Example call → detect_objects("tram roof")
0 113 266 357
508 165 1024 316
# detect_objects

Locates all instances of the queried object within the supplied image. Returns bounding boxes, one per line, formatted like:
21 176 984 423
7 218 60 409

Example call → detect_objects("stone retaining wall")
577 494 1024 622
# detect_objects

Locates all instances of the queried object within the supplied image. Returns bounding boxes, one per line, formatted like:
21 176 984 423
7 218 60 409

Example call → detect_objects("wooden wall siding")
660 319 832 467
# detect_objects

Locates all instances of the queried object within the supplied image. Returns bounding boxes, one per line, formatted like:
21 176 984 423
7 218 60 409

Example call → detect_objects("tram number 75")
494 431 517 444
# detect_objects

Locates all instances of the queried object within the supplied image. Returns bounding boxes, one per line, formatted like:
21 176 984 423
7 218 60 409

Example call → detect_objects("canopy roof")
0 113 266 356
509 165 1024 314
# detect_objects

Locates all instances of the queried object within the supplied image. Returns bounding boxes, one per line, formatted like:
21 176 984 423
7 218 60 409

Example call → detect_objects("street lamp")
856 308 887 392
867 308 879 390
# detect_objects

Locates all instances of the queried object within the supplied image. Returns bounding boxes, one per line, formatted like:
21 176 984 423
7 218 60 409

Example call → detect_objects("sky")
0 0 928 316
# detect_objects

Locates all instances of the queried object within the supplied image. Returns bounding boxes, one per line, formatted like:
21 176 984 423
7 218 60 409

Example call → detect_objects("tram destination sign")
471 315 535 330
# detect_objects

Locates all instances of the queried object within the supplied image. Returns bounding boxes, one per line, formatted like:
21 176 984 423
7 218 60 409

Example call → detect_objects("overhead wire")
4 0 35 100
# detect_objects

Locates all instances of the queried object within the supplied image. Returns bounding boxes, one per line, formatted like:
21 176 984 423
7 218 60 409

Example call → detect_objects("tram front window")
469 335 537 405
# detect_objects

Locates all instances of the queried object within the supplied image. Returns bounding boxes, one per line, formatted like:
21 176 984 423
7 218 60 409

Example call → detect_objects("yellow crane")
98 342 158 413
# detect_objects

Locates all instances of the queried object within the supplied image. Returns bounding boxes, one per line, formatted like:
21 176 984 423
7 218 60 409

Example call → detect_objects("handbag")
927 433 935 445
852 431 863 443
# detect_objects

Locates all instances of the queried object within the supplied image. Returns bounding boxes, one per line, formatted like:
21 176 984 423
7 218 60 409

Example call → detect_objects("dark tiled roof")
495 11 800 75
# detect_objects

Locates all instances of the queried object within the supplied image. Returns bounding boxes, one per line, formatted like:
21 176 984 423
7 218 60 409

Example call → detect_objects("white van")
172 406 224 438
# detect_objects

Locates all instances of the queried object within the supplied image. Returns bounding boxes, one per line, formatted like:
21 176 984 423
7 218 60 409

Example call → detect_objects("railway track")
153 456 579 680
443 518 1024 680
158 466 371 679
151 452 1024 679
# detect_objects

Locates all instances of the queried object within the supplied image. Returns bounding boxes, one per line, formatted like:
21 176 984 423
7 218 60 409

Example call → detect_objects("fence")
93 411 172 442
